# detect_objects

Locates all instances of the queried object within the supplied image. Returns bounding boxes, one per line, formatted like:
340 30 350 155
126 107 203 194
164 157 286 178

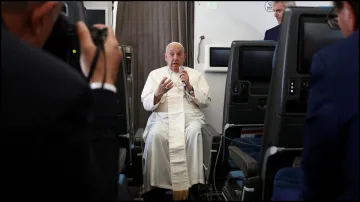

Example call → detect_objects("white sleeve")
90 82 117 93
141 73 161 111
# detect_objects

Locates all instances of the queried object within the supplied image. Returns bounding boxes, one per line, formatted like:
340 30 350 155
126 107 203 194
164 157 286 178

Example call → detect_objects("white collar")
167 66 185 74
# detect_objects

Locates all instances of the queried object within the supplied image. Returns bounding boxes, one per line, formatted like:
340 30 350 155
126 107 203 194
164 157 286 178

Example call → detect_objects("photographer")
1 1 123 200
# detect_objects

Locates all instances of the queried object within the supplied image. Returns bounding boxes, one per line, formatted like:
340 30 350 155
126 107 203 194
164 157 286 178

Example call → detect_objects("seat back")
115 46 132 136
271 167 301 201
223 41 276 126
118 46 145 186
222 41 276 170
260 7 344 200
117 46 136 137
114 46 135 178
123 46 136 137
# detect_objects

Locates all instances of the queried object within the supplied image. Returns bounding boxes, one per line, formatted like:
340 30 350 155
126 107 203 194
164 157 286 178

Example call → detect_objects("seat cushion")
118 174 128 187
117 174 132 200
223 170 245 201
271 167 302 201
228 170 245 189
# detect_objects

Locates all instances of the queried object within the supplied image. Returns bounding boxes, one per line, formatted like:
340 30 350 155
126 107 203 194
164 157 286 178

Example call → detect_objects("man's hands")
180 70 193 91
76 21 123 85
155 77 173 97
153 77 173 105
180 70 189 86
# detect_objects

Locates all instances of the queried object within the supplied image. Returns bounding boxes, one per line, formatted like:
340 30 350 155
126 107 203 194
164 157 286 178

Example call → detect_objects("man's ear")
29 1 58 35
184 52 187 60
343 1 357 31
164 53 167 60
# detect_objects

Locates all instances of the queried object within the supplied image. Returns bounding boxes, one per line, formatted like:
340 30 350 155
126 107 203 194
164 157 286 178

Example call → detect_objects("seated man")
300 1 359 200
141 42 211 201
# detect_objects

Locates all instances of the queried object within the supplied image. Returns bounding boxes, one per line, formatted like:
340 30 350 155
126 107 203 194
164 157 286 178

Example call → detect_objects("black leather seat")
222 7 344 201
221 41 276 201
264 7 344 201
261 6 343 200
115 46 134 199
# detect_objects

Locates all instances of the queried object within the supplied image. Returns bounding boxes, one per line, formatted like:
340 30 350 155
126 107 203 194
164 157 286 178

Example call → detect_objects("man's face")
335 2 356 37
164 44 185 71
273 2 285 24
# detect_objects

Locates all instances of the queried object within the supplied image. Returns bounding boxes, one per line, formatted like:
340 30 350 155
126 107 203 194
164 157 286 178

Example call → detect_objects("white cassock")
141 66 211 200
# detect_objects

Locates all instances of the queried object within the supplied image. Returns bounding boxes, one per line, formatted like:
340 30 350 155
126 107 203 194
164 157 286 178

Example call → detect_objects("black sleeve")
59 88 120 200
89 89 121 200
90 89 119 138
1 26 120 200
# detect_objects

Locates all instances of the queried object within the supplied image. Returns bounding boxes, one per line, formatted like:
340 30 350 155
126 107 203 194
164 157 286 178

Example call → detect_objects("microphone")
179 66 187 90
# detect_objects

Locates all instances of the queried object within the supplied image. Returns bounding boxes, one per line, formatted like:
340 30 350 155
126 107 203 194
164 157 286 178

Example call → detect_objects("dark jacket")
300 30 359 200
264 25 280 41
0 20 120 200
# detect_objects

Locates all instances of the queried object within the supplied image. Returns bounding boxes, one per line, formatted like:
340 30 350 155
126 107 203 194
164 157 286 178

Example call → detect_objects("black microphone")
179 66 187 91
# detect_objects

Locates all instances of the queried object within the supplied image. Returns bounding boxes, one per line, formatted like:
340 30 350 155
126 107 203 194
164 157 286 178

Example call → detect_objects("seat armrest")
202 124 221 137
228 145 258 178
135 128 144 138
201 124 221 182
134 128 145 150
118 148 127 174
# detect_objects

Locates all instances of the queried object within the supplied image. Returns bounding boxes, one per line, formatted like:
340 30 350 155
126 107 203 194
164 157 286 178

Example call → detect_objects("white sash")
167 74 189 200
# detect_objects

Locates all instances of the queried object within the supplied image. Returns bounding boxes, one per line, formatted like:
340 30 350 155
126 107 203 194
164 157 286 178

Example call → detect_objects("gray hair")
165 42 185 53
273 1 296 7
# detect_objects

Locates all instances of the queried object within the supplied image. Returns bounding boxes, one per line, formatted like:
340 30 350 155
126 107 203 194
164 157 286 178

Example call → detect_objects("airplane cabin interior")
7 1 356 201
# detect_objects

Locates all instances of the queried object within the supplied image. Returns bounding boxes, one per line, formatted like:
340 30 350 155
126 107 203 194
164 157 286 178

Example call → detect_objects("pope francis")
141 42 211 200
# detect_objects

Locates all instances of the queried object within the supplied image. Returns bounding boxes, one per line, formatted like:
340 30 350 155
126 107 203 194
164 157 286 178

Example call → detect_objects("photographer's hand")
76 22 123 85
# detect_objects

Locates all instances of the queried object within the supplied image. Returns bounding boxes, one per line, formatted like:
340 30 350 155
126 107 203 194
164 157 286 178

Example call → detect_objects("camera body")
43 1 107 77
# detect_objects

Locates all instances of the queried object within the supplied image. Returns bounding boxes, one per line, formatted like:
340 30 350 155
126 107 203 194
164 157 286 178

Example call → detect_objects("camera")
43 1 107 78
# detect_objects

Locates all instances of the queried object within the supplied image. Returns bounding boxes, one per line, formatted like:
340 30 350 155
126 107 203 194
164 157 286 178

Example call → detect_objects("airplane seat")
221 41 276 201
119 148 127 174
130 114 220 200
260 7 344 200
132 122 222 197
134 128 145 147
118 148 128 191
134 127 145 176
116 46 147 189
115 45 136 189
228 136 262 169
133 122 221 191
115 45 131 141
201 124 222 193
271 167 301 201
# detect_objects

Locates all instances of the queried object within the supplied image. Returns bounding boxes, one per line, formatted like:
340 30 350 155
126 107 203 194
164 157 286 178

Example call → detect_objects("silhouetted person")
1 1 124 200
300 1 359 200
